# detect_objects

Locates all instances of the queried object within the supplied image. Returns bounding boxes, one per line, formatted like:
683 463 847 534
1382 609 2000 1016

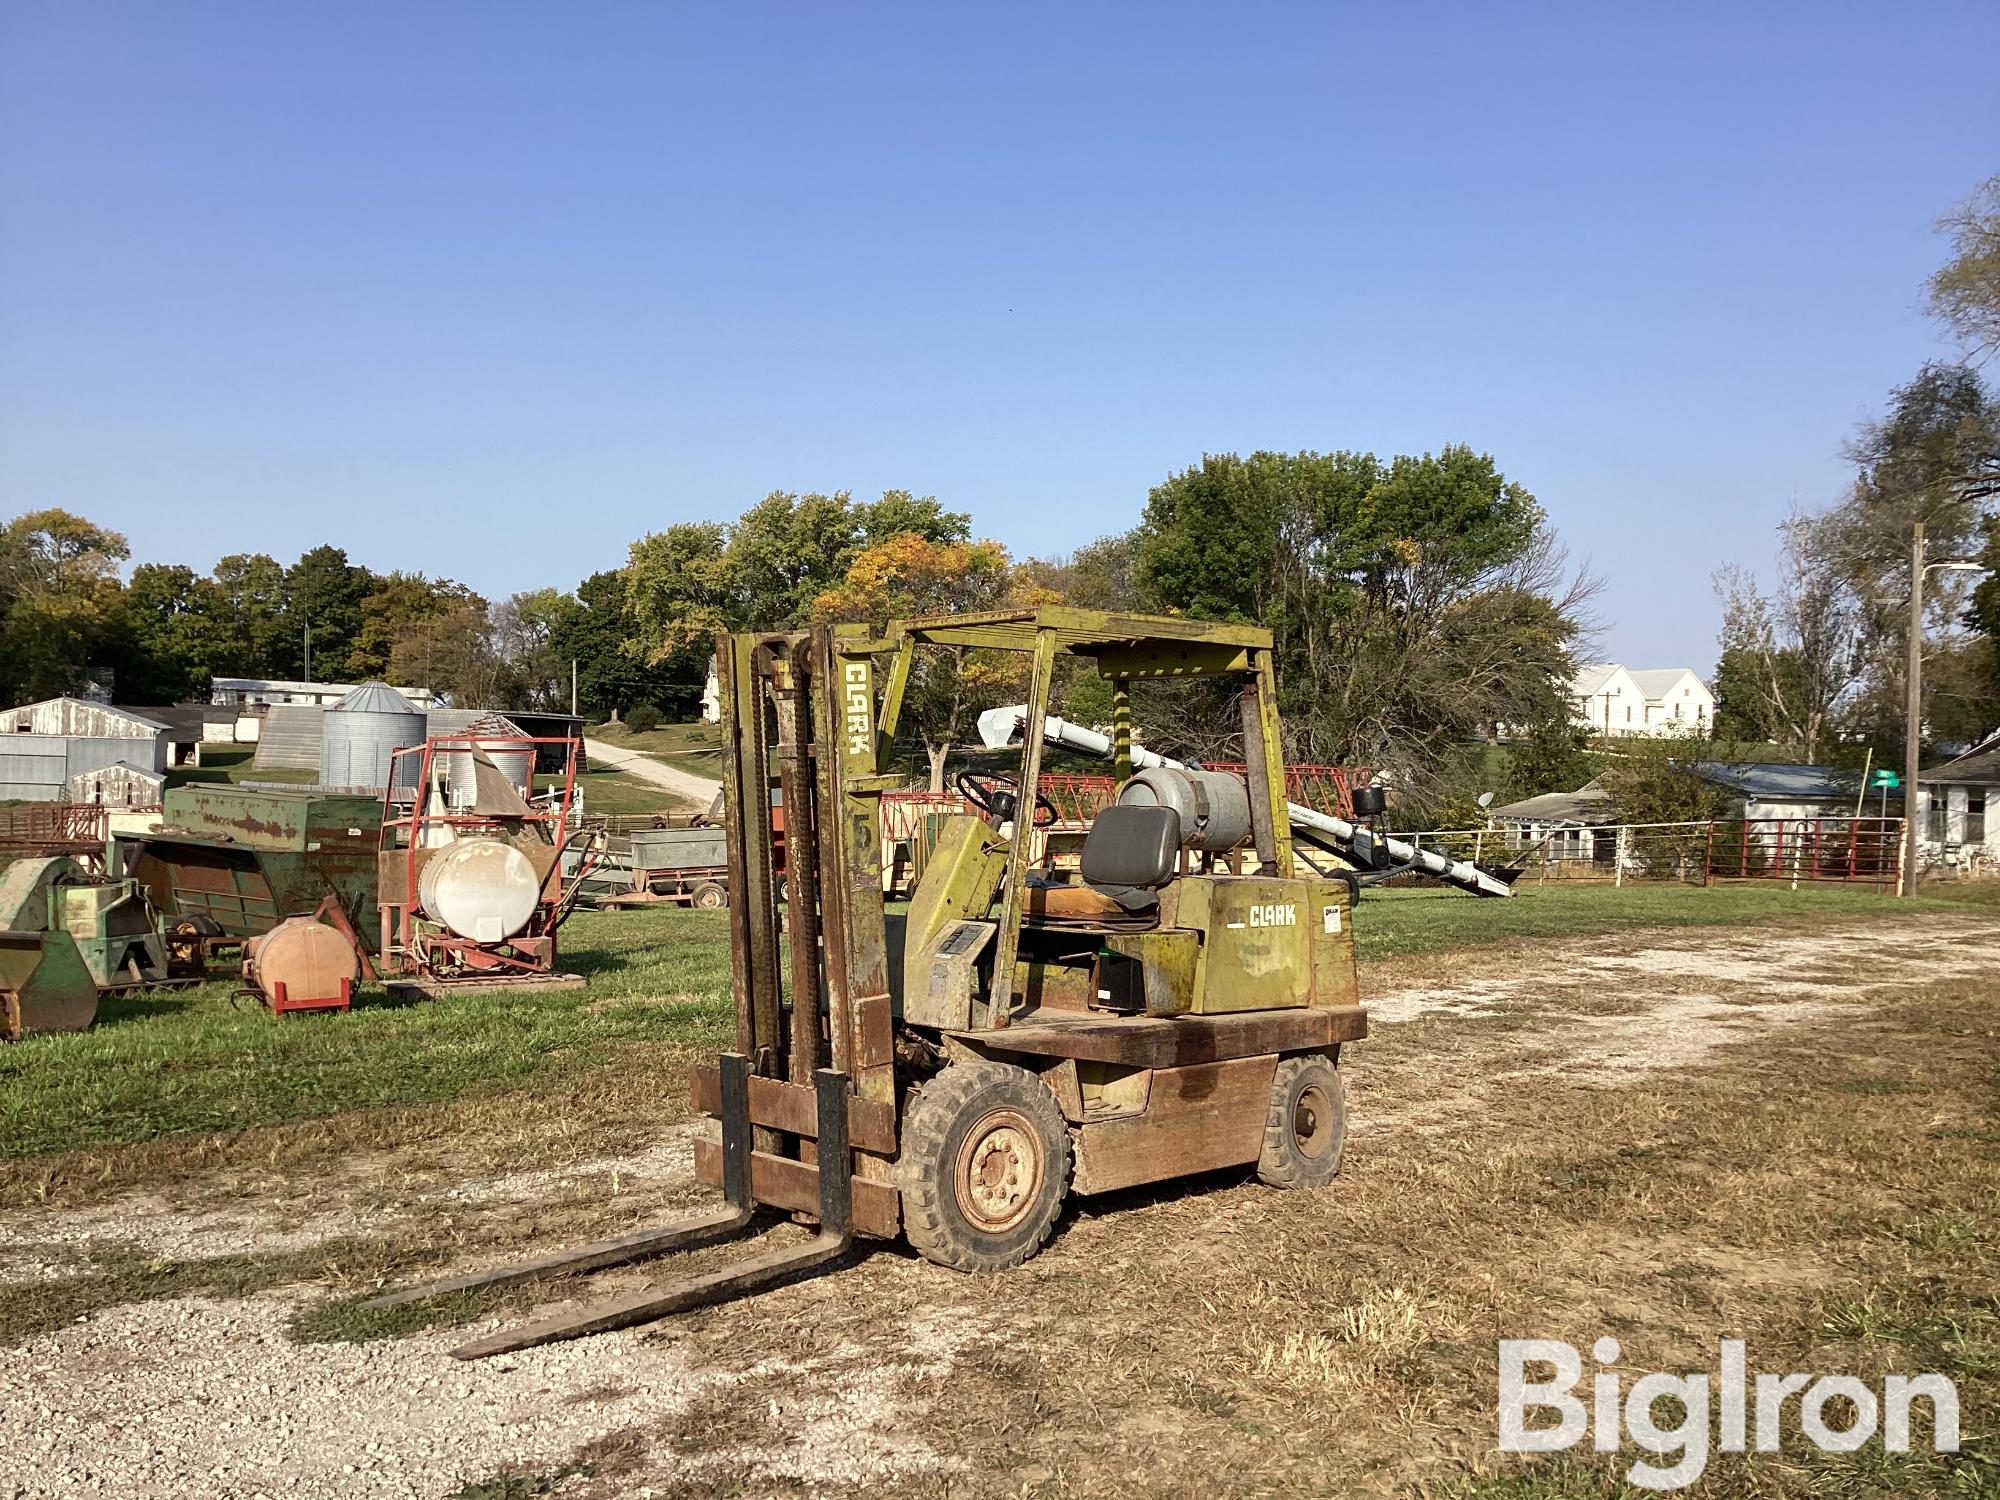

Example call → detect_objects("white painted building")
208 677 440 710
1917 734 2000 874
0 698 169 802
1570 664 1714 736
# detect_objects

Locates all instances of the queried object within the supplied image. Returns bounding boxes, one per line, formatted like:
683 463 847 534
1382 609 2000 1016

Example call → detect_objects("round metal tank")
244 917 359 1007
1117 767 1252 854
435 713 535 799
320 682 423 792
417 838 541 942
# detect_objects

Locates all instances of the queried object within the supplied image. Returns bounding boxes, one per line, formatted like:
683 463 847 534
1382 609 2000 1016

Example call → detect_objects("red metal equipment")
376 734 589 995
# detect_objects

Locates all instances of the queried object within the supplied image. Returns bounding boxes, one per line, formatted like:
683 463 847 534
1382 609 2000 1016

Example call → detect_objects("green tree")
284 545 377 681
1928 174 2000 360
1135 448 1592 807
0 509 129 597
491 587 582 709
1505 700 1598 799
623 520 732 670
1597 732 1735 825
550 569 697 720
0 510 132 700
0 593 110 701
814 533 1028 788
210 553 292 676
113 564 226 702
348 576 480 680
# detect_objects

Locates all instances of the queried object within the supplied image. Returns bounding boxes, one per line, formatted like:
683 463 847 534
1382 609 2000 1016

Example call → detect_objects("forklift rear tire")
1257 1053 1346 1189
898 1062 1070 1272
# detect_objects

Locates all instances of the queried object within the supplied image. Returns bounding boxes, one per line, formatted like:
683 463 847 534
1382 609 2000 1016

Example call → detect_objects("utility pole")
571 658 578 716
303 611 312 684
1903 522 1924 897
1902 525 1985 896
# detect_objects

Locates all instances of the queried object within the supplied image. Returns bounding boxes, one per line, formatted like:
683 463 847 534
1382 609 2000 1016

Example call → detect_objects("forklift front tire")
1257 1053 1346 1189
898 1063 1070 1272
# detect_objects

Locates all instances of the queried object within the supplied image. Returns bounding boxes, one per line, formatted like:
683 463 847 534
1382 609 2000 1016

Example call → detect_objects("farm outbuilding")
1489 781 1616 864
0 698 169 803
1687 762 1865 820
66 760 167 808
1917 732 2000 874
115 705 207 768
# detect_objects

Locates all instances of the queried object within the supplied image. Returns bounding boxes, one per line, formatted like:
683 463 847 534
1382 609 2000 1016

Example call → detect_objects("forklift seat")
1024 804 1182 922
1079 804 1181 892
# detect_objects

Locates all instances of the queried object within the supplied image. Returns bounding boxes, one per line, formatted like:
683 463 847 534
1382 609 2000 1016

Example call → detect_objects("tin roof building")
0 698 170 802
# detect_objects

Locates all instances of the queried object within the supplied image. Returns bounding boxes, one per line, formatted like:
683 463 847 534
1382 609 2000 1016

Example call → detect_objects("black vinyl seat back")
1079 804 1182 910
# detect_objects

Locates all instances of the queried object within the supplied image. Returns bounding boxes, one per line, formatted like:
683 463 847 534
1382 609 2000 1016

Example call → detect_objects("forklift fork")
362 1054 855 1359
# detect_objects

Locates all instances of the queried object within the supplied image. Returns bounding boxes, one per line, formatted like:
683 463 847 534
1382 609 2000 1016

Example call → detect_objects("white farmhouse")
1570 664 1714 736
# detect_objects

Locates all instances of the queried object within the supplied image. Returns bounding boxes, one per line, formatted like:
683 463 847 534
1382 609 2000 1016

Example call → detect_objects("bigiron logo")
1498 1337 1960 1491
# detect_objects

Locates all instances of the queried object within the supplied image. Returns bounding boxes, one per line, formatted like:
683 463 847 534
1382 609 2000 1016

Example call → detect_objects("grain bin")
320 682 423 792
434 713 534 801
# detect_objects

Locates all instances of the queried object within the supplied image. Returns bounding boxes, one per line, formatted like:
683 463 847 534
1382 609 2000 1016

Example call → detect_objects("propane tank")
1116 767 1252 854
417 838 541 942
243 917 359 1012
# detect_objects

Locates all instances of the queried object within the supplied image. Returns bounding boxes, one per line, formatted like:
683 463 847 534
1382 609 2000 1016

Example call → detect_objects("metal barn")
0 699 169 802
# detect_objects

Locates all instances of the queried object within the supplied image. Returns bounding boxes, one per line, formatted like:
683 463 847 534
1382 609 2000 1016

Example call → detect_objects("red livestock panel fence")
1704 817 1902 889
0 803 108 861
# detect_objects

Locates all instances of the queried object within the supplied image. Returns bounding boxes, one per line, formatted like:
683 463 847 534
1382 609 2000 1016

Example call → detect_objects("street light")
1902 520 1985 895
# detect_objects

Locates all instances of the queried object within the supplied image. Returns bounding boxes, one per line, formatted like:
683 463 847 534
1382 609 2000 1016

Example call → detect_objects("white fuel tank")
417 838 541 942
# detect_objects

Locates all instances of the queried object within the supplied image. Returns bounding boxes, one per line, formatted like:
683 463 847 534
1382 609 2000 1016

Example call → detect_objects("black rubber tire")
1256 1052 1347 1189
691 882 728 910
897 1062 1070 1272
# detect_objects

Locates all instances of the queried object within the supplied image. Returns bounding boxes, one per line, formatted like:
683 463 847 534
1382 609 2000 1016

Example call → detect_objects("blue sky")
3 2 1995 669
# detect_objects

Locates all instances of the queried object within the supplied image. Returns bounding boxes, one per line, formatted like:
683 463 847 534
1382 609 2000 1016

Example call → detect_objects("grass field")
585 718 721 782
2 880 1985 1186
166 743 316 788
2 874 1995 1494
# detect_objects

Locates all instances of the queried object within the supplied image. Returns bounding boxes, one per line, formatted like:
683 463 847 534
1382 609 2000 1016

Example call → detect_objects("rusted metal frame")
808 630 856 1078
1236 679 1278 873
689 1063 897 1152
1248 646 1294 877
822 627 896 1130
875 635 916 773
714 634 763 1059
769 639 824 1089
362 1053 758 1317
986 628 1060 1028
738 637 786 1080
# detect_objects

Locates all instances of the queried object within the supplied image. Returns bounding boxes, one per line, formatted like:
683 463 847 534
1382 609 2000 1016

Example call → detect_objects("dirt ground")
2 913 1995 1499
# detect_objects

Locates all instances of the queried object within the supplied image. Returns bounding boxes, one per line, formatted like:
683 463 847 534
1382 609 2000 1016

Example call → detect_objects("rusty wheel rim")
1293 1082 1334 1159
954 1108 1044 1233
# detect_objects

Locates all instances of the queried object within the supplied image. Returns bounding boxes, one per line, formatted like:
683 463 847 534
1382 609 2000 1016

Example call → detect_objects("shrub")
625 703 661 733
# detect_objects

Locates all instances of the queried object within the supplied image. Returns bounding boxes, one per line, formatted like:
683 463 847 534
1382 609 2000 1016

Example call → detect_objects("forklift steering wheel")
955 772 1059 828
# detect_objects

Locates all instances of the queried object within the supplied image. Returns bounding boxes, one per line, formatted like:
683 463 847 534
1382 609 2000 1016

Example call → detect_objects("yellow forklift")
369 608 1367 1355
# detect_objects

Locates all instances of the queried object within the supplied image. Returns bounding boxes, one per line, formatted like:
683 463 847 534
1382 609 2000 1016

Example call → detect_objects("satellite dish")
1476 791 1495 809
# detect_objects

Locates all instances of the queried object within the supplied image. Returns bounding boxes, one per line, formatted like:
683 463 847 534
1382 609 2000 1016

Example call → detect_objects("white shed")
66 760 167 808
0 698 169 802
